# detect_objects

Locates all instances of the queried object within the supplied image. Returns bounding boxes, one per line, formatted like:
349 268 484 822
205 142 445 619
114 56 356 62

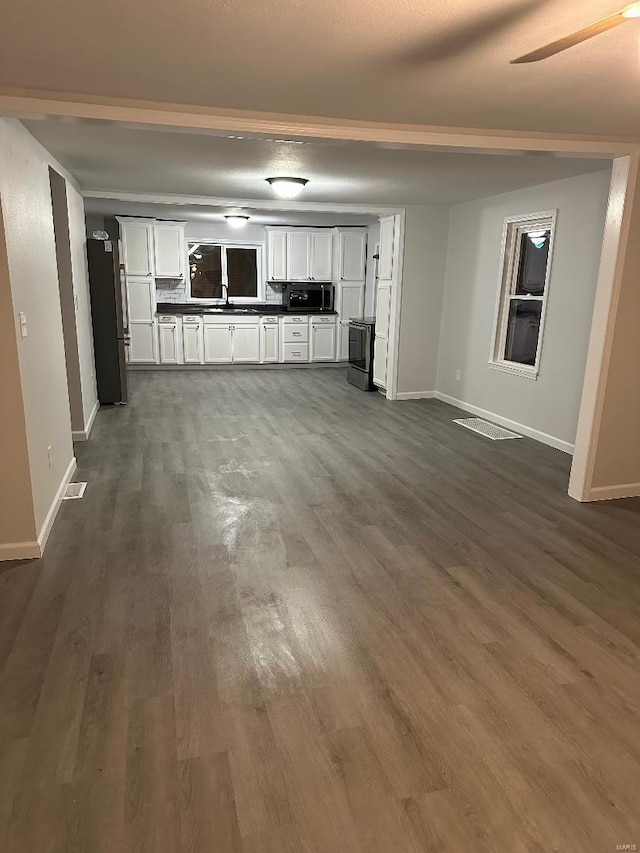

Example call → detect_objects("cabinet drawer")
282 324 309 343
284 315 307 324
261 316 279 325
311 315 336 325
158 315 178 324
282 342 309 362
181 315 202 325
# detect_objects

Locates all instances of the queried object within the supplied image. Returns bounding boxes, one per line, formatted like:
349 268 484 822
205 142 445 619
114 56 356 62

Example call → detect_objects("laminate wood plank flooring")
1 367 640 852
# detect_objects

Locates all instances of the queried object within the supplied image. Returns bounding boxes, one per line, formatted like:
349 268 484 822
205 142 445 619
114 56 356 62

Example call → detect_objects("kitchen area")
85 205 395 403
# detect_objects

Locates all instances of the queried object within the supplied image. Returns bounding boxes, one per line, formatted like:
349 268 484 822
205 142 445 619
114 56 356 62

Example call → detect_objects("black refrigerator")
87 238 129 404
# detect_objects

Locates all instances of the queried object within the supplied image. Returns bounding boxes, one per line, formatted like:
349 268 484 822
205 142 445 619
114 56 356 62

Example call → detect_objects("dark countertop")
156 302 338 316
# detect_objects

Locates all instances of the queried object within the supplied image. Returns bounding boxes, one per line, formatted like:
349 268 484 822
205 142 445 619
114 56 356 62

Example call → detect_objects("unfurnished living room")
1 1 640 851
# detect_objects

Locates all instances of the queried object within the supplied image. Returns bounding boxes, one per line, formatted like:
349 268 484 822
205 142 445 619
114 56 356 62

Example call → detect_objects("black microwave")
283 282 334 312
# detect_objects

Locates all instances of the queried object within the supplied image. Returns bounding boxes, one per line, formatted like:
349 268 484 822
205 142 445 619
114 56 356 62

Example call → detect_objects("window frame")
489 210 557 380
186 239 265 303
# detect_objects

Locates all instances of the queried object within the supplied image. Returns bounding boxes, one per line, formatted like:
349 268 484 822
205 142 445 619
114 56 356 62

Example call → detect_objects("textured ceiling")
2 0 640 137
24 119 610 206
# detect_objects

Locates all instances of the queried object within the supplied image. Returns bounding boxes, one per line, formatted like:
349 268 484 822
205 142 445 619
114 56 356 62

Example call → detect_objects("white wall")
396 205 449 395
66 183 98 429
437 169 611 449
0 119 74 538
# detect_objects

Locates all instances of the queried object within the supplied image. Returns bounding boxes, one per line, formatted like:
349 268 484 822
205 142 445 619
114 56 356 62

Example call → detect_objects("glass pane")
227 248 257 298
504 299 542 366
515 230 550 296
189 244 223 299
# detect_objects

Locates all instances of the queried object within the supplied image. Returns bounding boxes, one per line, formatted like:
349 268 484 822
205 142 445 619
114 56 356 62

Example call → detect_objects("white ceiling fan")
512 1 640 62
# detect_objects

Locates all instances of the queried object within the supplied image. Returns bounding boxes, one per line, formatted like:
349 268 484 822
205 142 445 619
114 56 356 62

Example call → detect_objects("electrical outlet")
455 369 462 381
19 312 28 338
47 445 53 469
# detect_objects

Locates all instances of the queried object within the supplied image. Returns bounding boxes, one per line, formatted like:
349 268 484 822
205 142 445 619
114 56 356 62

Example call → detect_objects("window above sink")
188 242 264 303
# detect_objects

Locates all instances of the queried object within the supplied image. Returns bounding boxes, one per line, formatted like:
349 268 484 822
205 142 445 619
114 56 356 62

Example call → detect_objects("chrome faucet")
220 283 232 307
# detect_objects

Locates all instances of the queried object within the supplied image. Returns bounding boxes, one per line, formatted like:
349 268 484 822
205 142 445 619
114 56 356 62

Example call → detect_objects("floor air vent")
63 482 87 500
453 418 522 441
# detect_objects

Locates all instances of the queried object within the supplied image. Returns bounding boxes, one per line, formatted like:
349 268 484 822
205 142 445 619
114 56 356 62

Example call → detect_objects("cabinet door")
204 324 233 363
339 232 367 281
373 335 388 388
310 232 333 281
183 324 203 364
268 231 288 281
311 324 336 361
127 278 155 323
375 282 392 338
154 224 185 278
261 323 279 363
158 324 180 364
378 216 395 281
121 222 154 277
287 232 311 280
231 324 260 363
129 323 157 363
337 282 365 360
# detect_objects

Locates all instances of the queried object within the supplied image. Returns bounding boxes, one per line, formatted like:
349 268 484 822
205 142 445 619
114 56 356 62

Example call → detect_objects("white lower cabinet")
232 324 260 363
260 319 279 363
282 342 309 362
158 317 181 364
182 318 203 364
373 334 388 388
204 319 260 364
129 323 157 363
311 321 336 361
204 323 233 363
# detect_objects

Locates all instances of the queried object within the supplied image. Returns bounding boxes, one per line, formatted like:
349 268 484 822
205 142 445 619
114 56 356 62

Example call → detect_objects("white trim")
0 540 41 561
72 399 99 441
487 360 538 380
587 482 640 502
37 456 77 554
434 392 574 454
385 211 405 402
395 391 436 400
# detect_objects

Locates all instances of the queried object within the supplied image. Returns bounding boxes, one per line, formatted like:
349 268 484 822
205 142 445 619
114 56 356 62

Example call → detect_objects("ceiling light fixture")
622 2 640 17
266 177 309 199
225 215 250 228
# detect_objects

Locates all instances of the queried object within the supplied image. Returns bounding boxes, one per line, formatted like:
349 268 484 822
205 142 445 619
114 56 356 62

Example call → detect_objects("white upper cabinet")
267 229 335 281
309 233 333 281
339 231 367 281
268 230 288 281
378 216 395 281
287 232 311 280
119 219 154 277
154 222 185 278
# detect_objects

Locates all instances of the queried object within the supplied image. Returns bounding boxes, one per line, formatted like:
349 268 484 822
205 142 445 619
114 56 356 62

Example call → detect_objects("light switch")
19 312 28 338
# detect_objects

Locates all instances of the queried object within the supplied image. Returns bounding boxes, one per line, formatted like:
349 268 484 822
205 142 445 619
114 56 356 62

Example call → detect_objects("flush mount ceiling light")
225 214 250 228
622 2 640 17
266 177 309 199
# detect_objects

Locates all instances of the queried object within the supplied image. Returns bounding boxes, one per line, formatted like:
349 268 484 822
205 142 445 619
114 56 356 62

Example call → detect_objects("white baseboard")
0 540 41 560
37 456 77 554
0 456 76 562
587 482 640 501
434 392 574 455
72 398 100 441
395 391 436 400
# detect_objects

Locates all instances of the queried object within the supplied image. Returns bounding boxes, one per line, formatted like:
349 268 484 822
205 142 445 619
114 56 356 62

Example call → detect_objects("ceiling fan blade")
511 12 627 63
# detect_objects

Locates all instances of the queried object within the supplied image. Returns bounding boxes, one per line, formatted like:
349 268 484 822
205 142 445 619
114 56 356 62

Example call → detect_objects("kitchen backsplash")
155 281 283 304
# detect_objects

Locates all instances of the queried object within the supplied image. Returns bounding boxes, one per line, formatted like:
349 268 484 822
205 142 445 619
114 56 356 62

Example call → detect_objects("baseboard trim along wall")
0 540 41 560
587 482 640 501
434 392 574 455
72 399 99 441
395 391 436 400
37 456 77 555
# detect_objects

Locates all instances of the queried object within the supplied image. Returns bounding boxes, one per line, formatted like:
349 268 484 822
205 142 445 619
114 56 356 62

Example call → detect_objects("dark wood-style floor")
1 367 640 852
